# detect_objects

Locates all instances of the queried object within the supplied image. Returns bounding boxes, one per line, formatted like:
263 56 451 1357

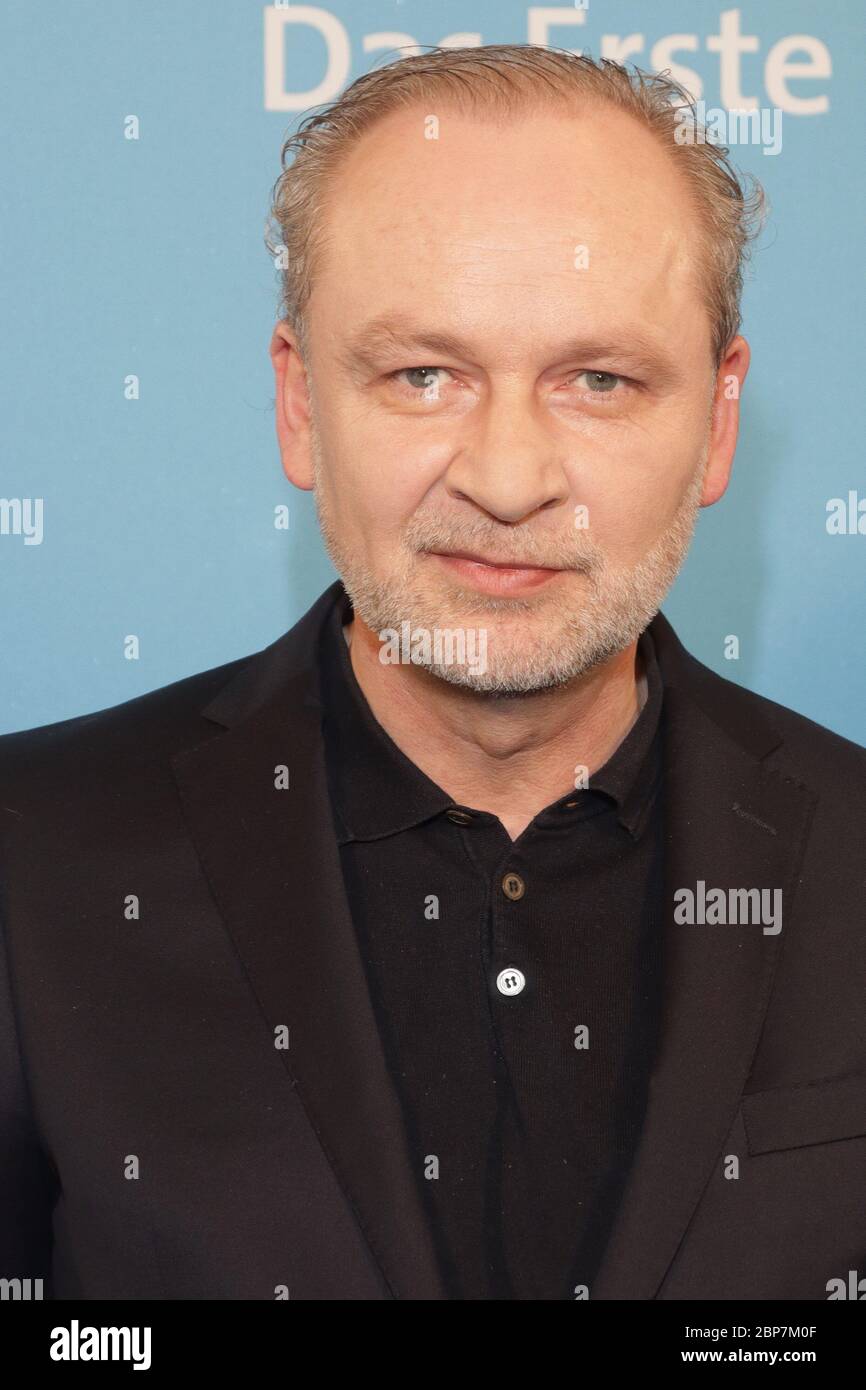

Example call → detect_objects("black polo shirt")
316 587 666 1299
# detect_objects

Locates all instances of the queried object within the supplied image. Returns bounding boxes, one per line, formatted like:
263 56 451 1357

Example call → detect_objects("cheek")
563 426 703 557
320 448 432 555
577 488 660 562
333 425 448 529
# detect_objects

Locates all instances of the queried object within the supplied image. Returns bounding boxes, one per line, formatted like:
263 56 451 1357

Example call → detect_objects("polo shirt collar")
315 585 663 844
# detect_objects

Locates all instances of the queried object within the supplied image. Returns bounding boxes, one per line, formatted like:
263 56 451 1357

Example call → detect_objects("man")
1 45 865 1302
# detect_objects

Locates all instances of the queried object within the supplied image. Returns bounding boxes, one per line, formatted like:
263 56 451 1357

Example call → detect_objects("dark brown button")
501 872 525 901
446 809 474 825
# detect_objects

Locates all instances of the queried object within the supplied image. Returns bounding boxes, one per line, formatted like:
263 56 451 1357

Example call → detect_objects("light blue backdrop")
2 1 864 740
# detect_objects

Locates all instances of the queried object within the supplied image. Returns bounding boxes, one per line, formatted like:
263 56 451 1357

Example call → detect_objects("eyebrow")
336 314 683 383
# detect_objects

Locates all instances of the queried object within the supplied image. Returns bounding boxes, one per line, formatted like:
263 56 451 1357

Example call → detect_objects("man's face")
290 101 735 694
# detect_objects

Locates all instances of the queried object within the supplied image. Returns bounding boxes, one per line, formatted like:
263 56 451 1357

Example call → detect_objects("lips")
427 549 565 595
431 549 558 571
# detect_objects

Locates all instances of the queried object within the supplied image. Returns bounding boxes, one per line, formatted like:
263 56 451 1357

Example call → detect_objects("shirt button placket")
494 869 527 999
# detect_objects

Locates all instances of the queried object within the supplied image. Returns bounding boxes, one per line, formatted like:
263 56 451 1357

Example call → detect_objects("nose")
443 384 571 524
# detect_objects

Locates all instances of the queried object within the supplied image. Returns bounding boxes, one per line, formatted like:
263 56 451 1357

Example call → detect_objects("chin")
418 643 590 698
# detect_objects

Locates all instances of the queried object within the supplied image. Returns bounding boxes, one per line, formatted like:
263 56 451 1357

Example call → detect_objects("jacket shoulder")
0 585 341 822
683 644 866 787
0 653 251 787
651 611 866 792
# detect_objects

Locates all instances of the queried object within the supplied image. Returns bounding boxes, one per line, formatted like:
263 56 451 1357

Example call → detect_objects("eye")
575 370 622 394
390 366 450 395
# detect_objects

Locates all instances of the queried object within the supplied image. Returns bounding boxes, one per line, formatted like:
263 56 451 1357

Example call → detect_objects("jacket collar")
172 581 818 1299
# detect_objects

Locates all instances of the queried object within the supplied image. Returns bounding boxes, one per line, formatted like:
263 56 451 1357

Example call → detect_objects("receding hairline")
267 46 767 367
308 92 715 358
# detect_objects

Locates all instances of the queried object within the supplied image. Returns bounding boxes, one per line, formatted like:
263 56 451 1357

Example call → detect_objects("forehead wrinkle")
336 315 684 383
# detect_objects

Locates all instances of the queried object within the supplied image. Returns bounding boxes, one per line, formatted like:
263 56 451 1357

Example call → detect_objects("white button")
496 967 526 997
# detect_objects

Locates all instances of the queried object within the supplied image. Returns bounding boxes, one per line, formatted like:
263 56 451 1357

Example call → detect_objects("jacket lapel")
171 586 819 1302
171 582 448 1300
591 612 818 1298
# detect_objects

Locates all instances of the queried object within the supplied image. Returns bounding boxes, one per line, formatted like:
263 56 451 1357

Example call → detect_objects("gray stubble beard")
309 413 709 695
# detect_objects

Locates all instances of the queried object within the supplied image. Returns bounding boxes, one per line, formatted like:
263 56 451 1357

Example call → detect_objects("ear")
700 335 751 507
269 320 314 491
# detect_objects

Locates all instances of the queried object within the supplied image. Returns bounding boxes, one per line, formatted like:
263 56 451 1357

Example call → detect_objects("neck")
344 613 647 842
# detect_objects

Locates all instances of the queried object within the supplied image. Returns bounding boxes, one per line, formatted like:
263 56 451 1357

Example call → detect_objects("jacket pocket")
742 1072 866 1155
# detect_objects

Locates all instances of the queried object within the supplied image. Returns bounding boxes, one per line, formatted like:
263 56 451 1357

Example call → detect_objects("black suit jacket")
2 580 866 1300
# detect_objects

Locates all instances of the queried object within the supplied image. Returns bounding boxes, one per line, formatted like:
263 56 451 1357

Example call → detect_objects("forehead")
310 100 708 357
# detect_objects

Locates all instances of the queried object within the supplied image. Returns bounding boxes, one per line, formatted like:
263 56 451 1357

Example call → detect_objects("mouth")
427 548 566 595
